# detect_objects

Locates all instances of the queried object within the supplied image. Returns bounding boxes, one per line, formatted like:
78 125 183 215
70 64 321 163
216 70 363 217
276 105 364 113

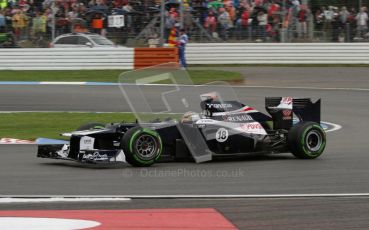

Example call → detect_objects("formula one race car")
37 97 326 167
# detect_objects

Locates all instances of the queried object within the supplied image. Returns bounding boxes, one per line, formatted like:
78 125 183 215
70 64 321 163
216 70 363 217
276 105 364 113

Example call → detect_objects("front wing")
37 144 126 164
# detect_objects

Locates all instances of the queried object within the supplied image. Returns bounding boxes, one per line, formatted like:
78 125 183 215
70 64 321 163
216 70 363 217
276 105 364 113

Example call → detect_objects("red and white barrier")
0 208 236 229
0 138 35 144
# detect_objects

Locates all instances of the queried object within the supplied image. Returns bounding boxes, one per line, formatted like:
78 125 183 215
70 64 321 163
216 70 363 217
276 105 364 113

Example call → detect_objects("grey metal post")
280 0 287 42
51 0 56 41
305 0 313 41
346 23 350 42
159 0 165 47
180 0 184 29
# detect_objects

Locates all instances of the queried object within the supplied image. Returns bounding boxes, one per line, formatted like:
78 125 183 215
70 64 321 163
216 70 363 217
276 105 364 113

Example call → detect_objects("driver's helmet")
181 111 201 123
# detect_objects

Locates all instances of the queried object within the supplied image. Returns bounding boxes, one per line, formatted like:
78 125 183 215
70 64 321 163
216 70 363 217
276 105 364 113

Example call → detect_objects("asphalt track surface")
1 197 368 230
0 67 369 229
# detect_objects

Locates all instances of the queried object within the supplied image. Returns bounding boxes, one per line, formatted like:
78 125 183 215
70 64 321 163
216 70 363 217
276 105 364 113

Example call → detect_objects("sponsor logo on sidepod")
207 103 233 109
223 114 253 122
240 123 263 131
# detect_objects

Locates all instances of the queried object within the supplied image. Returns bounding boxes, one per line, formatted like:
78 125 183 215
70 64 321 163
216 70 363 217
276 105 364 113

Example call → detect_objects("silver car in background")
50 33 117 48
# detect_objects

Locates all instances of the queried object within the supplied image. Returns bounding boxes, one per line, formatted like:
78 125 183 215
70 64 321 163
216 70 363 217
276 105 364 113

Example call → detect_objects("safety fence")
0 47 134 70
187 43 369 64
1 43 369 70
3 0 369 48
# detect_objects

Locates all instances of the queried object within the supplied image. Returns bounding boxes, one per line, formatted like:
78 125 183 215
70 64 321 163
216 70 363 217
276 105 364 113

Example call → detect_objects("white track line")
1 194 369 202
103 194 369 198
0 111 181 114
322 121 342 132
95 84 369 91
39 82 87 85
0 197 131 203
0 111 133 114
2 81 369 91
90 84 369 91
165 84 369 91
232 85 369 91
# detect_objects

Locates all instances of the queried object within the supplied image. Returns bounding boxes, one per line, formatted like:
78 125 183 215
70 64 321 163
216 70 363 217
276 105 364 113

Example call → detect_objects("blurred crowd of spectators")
0 0 151 43
313 5 369 42
190 0 306 42
163 0 308 42
1 0 369 45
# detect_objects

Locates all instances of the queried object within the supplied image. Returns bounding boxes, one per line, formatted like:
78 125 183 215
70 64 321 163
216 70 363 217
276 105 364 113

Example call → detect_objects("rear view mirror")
85 42 93 47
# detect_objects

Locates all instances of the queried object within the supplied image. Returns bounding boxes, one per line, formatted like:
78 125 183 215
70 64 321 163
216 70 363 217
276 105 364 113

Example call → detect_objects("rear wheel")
121 126 162 167
288 121 326 159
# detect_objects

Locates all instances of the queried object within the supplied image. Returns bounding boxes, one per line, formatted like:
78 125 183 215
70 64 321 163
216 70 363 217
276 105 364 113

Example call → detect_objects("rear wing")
265 97 321 130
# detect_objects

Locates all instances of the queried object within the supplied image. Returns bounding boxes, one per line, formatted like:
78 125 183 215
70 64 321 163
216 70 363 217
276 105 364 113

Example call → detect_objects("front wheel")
121 126 162 167
288 121 326 159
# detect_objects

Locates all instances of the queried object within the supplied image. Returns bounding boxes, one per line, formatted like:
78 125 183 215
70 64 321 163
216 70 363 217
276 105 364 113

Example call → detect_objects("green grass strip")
0 112 136 140
0 70 242 85
0 112 182 140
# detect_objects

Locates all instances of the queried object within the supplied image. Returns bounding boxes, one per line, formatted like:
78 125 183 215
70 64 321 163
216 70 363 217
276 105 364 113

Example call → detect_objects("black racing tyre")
76 122 105 131
288 121 326 159
121 126 162 167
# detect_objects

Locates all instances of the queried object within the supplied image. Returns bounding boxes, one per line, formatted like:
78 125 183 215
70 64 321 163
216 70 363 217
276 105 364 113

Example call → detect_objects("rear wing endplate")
265 97 321 130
